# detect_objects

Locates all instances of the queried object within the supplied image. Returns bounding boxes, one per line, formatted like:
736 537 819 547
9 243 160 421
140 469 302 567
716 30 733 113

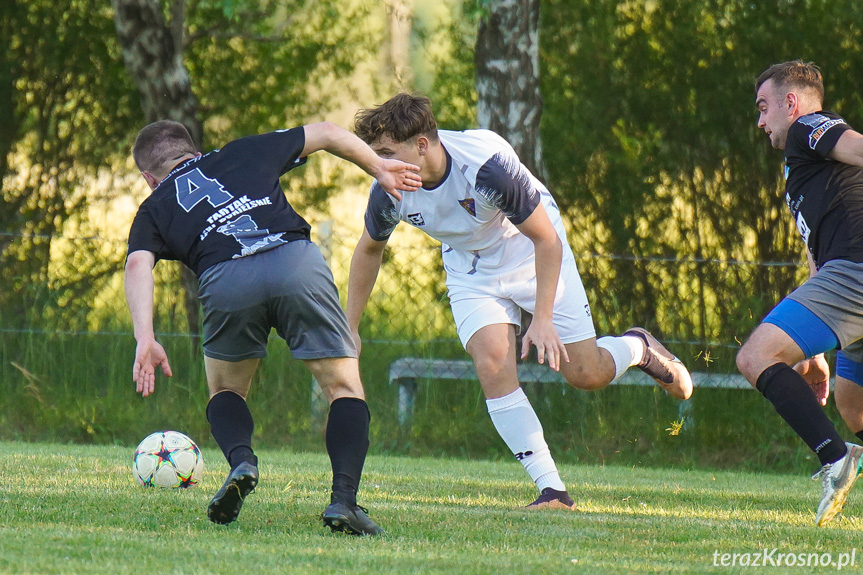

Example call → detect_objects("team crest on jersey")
458 198 477 217
407 212 425 226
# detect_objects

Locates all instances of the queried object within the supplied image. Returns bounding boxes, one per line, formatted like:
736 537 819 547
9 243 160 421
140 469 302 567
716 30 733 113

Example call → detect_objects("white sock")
596 335 645 382
486 387 565 492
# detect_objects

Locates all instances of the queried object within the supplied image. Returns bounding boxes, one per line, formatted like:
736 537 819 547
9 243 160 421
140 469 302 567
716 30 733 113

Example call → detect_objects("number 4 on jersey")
175 168 233 213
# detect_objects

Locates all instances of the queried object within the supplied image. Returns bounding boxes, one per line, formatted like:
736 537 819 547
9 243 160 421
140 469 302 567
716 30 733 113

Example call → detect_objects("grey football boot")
814 442 863 526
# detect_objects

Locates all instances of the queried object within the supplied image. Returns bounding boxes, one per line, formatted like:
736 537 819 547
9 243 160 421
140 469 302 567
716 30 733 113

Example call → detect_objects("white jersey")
364 129 593 347
364 129 574 276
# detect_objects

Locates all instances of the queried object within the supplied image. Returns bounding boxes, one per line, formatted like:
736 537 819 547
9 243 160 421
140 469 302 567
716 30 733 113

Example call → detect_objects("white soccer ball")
132 431 204 488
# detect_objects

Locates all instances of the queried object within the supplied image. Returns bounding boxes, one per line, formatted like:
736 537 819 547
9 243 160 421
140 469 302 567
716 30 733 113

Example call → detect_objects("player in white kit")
347 94 692 509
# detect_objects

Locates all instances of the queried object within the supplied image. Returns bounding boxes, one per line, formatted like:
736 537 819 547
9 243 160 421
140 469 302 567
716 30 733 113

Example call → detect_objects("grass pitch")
1 441 861 574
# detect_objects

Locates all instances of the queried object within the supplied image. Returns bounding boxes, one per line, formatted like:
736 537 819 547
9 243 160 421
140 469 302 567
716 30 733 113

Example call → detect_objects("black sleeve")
474 151 540 225
127 203 171 262
226 128 308 177
364 183 400 241
794 113 852 157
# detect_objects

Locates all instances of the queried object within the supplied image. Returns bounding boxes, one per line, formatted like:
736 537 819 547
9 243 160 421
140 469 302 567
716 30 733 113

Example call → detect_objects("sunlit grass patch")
1 441 861 574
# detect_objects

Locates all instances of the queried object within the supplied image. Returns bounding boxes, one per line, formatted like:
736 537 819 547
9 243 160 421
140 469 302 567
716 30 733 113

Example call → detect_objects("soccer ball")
132 431 204 488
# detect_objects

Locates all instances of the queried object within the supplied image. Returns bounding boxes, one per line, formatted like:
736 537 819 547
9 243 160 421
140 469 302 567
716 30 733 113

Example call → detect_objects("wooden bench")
387 357 752 427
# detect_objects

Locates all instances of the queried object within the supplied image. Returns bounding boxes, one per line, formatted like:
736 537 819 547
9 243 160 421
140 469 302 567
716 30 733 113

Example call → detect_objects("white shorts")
446 255 596 348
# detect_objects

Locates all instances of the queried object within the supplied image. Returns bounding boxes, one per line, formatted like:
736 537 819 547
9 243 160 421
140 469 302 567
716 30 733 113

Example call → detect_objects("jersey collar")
421 145 452 191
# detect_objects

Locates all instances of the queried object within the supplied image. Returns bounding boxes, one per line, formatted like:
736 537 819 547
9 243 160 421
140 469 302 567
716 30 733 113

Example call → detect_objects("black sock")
856 429 863 444
326 397 370 506
756 363 846 466
206 391 258 470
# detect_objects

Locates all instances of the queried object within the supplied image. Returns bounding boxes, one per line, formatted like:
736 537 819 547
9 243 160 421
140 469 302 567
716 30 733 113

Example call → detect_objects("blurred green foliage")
4 0 863 472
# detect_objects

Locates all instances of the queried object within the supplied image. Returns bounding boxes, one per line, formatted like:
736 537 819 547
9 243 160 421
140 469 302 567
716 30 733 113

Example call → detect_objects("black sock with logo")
326 397 370 507
756 363 846 466
206 391 258 470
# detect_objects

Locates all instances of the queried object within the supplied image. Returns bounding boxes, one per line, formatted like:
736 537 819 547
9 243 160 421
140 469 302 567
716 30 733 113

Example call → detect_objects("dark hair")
755 60 824 103
132 120 198 175
354 93 438 144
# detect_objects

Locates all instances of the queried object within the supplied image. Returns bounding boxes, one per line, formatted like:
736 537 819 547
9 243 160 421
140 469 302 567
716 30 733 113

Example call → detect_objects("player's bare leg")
308 357 384 536
736 323 805 385
559 338 616 391
204 357 261 525
835 377 863 435
560 332 692 400
467 324 575 510
305 356 365 402
467 323 521 399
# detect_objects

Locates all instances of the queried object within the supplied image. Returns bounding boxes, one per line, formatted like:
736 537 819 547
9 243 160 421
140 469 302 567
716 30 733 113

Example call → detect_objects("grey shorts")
198 240 357 362
788 260 863 362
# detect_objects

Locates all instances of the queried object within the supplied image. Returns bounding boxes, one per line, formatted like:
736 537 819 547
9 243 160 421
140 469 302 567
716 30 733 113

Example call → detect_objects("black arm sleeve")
474 152 540 225
364 182 400 241
127 203 171 263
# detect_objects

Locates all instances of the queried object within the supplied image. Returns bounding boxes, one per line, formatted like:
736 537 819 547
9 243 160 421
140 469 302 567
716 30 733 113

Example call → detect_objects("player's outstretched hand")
133 337 173 397
521 317 570 372
793 354 830 406
375 158 421 201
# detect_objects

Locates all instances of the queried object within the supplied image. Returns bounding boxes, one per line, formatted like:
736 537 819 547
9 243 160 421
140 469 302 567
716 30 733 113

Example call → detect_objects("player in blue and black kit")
125 120 420 534
738 60 863 526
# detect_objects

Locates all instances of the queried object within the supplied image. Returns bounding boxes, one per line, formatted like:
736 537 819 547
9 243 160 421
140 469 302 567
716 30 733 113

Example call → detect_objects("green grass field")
1 441 861 574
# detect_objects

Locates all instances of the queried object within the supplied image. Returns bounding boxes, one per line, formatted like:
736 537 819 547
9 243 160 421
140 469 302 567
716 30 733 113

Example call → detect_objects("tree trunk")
475 0 545 368
111 0 202 144
386 0 414 91
112 0 202 340
475 0 546 181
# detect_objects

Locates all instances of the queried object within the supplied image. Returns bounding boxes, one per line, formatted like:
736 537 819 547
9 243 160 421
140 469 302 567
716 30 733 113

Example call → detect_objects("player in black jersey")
125 119 421 534
737 60 863 525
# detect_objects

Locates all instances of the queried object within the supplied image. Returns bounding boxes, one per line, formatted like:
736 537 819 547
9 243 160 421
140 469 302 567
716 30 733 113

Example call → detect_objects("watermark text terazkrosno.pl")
712 549 856 570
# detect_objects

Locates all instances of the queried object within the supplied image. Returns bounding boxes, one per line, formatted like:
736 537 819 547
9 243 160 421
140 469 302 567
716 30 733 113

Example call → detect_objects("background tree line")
3 0 863 468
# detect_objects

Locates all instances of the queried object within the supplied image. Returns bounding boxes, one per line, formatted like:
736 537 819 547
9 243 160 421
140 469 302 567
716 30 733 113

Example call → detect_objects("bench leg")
310 376 327 429
397 378 417 428
678 397 694 430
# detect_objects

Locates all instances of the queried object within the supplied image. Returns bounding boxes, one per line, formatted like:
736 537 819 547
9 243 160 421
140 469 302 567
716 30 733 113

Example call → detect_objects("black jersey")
784 111 863 268
127 128 311 276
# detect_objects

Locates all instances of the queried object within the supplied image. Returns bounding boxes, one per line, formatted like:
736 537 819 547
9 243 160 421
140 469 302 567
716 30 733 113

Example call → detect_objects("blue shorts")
763 260 863 385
